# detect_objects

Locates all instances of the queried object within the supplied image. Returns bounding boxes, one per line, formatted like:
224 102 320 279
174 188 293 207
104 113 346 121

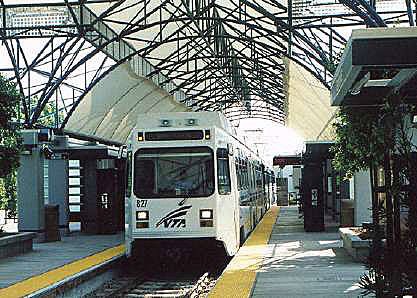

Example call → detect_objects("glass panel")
69 178 80 185
70 205 80 212
134 147 214 198
217 148 231 195
69 160 79 167
69 188 80 195
145 130 203 141
126 151 132 197
69 169 80 176
69 195 80 203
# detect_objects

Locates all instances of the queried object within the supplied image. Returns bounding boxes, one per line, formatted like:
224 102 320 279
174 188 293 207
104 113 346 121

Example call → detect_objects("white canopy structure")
1 1 407 144
66 63 190 144
284 59 337 141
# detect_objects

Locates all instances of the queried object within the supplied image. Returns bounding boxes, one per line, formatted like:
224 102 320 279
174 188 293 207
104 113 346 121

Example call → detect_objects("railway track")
91 272 216 298
122 272 213 297
89 248 228 298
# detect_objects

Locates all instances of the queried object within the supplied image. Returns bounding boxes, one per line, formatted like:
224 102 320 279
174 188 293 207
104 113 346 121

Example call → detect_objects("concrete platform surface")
251 207 366 297
0 231 123 290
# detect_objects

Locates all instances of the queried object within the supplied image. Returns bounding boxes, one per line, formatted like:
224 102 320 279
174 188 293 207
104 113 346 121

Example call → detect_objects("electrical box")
20 129 53 146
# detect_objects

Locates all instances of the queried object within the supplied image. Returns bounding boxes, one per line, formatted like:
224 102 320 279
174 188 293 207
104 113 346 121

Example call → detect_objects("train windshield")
134 146 214 198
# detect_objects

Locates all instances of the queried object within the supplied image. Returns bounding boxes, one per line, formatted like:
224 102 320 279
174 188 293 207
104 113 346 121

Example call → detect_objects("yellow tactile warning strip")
0 244 125 298
208 206 280 298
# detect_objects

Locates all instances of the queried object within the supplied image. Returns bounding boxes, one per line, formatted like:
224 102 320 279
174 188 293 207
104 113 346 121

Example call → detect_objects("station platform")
0 207 366 297
0 231 124 297
209 206 366 298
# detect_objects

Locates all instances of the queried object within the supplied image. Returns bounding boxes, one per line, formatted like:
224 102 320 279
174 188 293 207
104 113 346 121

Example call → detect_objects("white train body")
124 111 275 257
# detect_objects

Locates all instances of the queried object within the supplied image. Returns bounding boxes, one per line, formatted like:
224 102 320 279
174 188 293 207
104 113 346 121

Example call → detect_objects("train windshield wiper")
178 192 190 206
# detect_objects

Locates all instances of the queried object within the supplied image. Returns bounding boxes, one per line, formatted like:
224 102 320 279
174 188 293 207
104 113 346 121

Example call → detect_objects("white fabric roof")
65 63 190 143
66 59 337 144
284 58 337 141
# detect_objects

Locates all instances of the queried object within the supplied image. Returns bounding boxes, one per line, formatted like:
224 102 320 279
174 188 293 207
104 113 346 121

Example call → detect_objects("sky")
235 118 305 164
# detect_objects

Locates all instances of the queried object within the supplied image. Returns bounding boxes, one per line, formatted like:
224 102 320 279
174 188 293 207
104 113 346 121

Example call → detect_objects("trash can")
45 204 61 242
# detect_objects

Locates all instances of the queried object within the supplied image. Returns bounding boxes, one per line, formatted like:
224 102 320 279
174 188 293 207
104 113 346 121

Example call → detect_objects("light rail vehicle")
124 111 275 260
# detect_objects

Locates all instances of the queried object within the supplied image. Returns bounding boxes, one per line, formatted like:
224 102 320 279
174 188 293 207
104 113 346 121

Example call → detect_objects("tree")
0 75 22 178
0 75 23 218
332 92 417 297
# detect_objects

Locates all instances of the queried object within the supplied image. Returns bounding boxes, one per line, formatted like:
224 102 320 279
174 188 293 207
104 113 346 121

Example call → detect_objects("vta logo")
156 205 192 228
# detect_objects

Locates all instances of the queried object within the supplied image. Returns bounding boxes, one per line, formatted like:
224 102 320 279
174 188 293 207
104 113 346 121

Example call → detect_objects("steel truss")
0 0 413 131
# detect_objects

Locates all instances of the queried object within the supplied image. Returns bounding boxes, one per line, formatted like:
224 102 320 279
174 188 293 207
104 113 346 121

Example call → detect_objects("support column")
48 135 69 236
17 147 45 235
353 169 372 226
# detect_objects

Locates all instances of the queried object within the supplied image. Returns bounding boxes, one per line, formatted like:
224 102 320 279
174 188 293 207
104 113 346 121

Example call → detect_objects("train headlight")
200 209 213 219
136 211 149 220
137 132 144 142
200 209 213 227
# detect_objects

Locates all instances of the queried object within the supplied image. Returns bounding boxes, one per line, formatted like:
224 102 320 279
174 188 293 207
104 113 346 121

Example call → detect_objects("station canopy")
63 0 336 143
1 1 340 143
65 59 336 143
65 64 190 144
284 59 337 141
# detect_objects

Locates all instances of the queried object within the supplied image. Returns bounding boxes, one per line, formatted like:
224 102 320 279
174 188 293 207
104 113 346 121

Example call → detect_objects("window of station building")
217 148 231 195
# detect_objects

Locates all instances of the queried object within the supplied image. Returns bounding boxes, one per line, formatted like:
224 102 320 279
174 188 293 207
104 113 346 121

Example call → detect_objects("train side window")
235 161 241 190
125 150 132 198
244 161 248 189
217 148 231 195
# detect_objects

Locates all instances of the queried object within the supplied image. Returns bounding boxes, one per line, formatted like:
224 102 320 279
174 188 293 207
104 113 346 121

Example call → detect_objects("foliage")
0 75 23 178
0 171 17 218
331 106 385 179
36 100 65 128
0 75 23 219
326 47 345 75
332 92 417 297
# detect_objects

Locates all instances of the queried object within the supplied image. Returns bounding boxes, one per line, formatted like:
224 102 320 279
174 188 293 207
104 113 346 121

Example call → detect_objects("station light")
136 211 149 220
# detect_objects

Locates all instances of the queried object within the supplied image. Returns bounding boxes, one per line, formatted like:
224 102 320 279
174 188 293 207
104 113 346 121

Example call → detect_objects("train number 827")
137 200 148 208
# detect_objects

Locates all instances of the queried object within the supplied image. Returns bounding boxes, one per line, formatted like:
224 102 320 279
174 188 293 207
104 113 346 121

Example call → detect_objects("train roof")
136 111 235 134
134 111 272 167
